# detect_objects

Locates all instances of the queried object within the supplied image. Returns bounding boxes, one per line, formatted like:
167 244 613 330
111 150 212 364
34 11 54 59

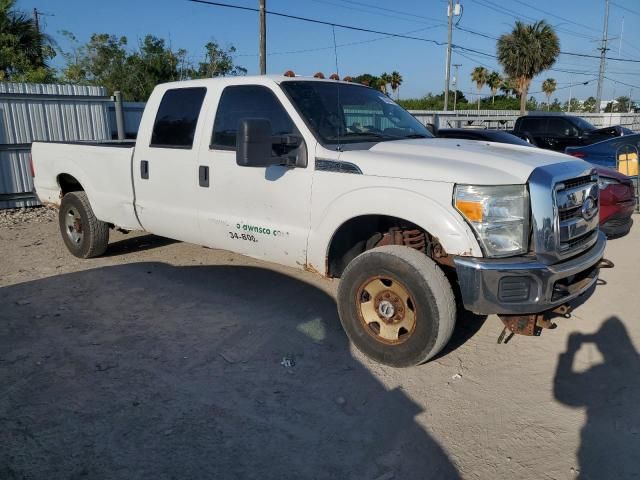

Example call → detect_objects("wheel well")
327 215 443 278
58 174 84 196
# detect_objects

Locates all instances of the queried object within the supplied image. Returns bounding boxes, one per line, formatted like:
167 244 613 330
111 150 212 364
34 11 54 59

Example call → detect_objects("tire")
58 191 109 258
337 245 456 367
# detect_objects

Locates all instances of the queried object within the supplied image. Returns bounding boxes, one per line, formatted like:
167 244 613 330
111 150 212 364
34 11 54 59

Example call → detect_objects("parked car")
512 113 633 152
32 76 606 367
437 128 534 147
439 127 636 238
565 134 640 173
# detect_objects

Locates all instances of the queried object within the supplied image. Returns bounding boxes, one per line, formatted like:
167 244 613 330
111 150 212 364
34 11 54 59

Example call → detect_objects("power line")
455 23 640 64
611 1 640 17
325 0 442 23
309 0 444 26
233 25 443 57
189 0 640 67
470 0 599 40
510 0 596 33
188 0 447 46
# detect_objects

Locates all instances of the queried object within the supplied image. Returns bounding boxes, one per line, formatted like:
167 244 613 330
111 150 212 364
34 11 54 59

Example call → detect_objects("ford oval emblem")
582 196 598 221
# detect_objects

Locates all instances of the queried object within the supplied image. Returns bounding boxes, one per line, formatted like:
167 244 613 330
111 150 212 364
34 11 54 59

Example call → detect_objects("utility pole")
595 0 610 113
259 0 266 75
33 8 40 33
33 8 42 64
452 64 461 112
443 0 454 111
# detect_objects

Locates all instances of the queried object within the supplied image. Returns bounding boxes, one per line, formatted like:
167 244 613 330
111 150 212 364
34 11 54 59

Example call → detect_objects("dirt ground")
1 207 639 480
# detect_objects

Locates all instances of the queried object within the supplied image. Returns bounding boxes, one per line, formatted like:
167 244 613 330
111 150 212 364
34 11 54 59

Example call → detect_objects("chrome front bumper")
454 231 606 315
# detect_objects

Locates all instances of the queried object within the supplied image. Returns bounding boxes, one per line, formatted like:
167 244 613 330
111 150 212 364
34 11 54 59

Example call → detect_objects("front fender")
307 185 482 275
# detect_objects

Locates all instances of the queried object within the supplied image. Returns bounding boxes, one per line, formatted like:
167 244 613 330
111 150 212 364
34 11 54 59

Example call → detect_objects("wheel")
58 191 109 258
337 245 456 367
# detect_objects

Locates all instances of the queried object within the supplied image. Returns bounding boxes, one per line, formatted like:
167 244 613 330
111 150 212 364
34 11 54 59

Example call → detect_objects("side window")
548 118 578 137
150 87 207 149
211 85 295 150
519 117 545 134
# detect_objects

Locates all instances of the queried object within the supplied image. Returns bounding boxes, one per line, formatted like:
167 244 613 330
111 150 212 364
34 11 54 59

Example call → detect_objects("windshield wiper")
339 132 390 138
401 134 429 139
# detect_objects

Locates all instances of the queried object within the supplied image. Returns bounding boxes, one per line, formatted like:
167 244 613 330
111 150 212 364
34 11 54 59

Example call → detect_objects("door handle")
140 160 149 179
199 165 209 187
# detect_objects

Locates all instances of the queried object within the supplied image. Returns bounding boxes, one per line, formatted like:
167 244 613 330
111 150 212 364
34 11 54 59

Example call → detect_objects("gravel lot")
1 207 639 480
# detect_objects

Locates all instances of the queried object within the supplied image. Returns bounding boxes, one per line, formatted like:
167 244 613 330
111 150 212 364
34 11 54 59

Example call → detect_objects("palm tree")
497 20 560 114
500 76 519 98
541 78 557 111
487 71 502 105
390 71 403 100
379 72 392 95
0 0 54 81
471 66 488 110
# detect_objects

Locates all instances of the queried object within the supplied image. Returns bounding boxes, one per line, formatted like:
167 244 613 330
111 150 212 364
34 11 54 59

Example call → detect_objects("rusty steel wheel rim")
64 208 83 244
356 276 417 345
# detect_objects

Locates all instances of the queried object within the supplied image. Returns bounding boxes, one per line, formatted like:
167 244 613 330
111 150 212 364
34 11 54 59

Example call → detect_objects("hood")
594 165 632 182
338 138 577 184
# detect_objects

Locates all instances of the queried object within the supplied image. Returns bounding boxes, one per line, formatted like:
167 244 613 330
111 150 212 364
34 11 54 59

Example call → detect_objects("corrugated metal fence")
409 109 640 131
0 82 111 209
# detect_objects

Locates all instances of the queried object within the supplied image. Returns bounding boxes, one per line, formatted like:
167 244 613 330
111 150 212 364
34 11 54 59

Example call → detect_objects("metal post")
259 0 266 75
114 91 126 141
595 0 610 113
567 85 572 113
443 0 454 111
452 64 461 113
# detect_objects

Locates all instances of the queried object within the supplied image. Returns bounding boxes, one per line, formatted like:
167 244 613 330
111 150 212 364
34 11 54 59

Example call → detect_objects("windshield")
571 116 596 131
280 81 433 146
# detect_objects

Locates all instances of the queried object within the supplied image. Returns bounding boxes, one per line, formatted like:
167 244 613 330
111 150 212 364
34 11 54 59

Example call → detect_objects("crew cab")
512 113 632 152
32 76 607 367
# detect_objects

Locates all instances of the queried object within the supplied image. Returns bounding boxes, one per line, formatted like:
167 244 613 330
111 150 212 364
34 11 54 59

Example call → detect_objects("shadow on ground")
0 263 460 479
103 234 179 257
554 316 640 479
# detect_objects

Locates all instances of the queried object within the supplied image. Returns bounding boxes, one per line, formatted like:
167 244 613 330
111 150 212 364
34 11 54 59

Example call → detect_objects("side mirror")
236 118 307 168
236 118 278 167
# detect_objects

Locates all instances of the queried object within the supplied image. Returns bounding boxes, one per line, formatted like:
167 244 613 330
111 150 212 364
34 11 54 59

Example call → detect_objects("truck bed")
32 141 141 230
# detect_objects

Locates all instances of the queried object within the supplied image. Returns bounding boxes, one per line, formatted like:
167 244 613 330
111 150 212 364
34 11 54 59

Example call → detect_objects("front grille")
559 205 581 221
559 175 593 190
555 175 599 257
560 230 598 252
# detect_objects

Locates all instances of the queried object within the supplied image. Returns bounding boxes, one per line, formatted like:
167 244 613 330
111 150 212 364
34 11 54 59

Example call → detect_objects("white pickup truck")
32 75 607 367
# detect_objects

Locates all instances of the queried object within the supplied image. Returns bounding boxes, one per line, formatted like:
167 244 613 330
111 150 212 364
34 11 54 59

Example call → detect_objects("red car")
595 166 636 237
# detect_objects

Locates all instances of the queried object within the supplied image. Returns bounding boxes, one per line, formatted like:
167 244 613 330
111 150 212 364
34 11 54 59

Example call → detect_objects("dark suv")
512 113 632 151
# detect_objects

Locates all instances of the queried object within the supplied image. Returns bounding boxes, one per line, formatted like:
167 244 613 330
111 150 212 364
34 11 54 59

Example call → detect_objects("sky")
20 0 640 103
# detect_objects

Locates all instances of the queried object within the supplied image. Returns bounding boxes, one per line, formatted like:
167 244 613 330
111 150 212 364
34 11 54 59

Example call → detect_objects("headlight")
598 176 620 190
454 184 529 257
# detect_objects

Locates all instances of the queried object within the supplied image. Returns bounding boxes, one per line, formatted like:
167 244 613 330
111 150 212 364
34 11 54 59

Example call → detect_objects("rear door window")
518 117 546 134
211 85 295 150
150 87 207 148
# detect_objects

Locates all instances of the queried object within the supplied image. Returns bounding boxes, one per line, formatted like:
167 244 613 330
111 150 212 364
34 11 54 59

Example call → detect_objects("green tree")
390 71 403 99
378 72 392 95
615 95 632 113
58 34 245 101
500 76 519 97
487 71 502 105
59 33 128 96
497 20 560 114
471 66 488 109
125 35 188 100
191 42 247 79
564 97 580 112
582 96 597 112
541 78 557 111
0 0 56 82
